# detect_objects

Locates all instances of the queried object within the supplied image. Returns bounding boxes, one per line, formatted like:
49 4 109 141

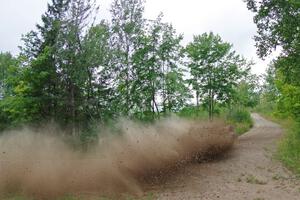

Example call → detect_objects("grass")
277 122 300 174
257 109 300 175
226 109 253 135
178 105 254 135
177 106 209 120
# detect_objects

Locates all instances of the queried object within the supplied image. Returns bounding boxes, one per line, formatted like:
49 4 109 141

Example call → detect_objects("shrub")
177 106 208 119
227 109 253 135
278 121 300 174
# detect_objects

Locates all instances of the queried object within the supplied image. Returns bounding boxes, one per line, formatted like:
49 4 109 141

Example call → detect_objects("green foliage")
263 114 300 175
245 0 300 122
110 0 145 115
186 32 251 120
278 121 300 174
276 74 300 120
245 0 300 58
228 109 252 124
233 73 261 109
255 64 278 116
177 106 209 119
227 109 253 135
262 64 279 102
0 53 22 100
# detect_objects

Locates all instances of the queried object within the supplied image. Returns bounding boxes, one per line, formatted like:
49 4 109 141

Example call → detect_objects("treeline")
0 0 257 135
247 0 300 122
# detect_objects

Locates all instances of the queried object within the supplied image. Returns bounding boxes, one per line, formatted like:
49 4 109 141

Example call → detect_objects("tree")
0 53 20 130
16 0 102 134
110 0 145 116
186 32 250 120
18 0 71 124
53 0 99 134
132 17 190 118
130 17 162 118
245 0 300 120
0 54 42 130
0 52 18 98
159 23 189 113
245 0 300 58
245 0 300 87
262 63 279 103
80 21 114 122
233 73 261 109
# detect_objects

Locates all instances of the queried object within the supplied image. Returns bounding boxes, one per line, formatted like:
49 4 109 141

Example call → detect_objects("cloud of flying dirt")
0 117 235 199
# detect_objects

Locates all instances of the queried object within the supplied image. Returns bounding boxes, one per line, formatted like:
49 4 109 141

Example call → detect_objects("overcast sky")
0 0 276 74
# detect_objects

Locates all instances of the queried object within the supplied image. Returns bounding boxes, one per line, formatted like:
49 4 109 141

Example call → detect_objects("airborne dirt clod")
147 114 300 200
0 117 235 199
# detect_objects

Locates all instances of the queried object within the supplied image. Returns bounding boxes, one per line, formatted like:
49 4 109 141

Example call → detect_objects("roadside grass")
277 121 300 175
257 110 300 175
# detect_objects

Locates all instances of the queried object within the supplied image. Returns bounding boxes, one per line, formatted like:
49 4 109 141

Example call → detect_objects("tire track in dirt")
147 113 300 200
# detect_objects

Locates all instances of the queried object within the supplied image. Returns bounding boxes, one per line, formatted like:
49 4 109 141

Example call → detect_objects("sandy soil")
146 113 300 200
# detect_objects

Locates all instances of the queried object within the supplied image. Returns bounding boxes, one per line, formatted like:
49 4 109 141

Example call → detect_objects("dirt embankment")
0 117 235 199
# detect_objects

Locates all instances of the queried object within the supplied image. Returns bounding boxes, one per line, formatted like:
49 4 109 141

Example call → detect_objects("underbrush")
178 106 253 135
268 115 300 175
226 109 253 135
177 106 209 120
278 121 300 174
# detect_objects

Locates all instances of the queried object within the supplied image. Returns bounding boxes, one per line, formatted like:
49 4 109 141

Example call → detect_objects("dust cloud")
0 117 235 199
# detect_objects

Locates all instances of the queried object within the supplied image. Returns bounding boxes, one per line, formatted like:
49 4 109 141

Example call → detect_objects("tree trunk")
70 83 76 136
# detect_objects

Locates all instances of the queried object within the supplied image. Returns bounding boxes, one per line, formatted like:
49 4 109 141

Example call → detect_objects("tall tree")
245 0 300 120
18 0 71 123
131 17 162 118
131 16 190 118
110 0 145 116
159 24 189 113
80 21 114 122
262 63 279 103
186 32 250 120
233 73 261 109
54 0 99 134
0 52 17 98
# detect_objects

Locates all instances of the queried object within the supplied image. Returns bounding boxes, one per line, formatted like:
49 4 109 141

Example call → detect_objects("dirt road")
147 113 300 200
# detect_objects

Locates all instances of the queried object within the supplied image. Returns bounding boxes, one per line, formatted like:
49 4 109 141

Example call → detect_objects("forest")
0 0 259 138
